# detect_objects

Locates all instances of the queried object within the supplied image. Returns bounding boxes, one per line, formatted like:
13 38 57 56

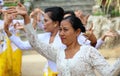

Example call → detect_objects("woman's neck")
65 40 81 59
50 28 58 37
49 27 59 43
66 41 80 51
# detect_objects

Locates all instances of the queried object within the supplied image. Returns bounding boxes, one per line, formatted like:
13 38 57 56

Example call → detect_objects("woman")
6 5 91 73
64 10 117 48
5 6 65 74
4 3 120 76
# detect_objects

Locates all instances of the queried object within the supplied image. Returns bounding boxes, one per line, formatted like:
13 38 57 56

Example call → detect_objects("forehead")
44 13 51 19
60 20 72 27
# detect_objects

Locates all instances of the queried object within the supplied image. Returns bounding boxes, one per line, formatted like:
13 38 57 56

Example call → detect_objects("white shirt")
9 26 104 72
78 33 91 45
23 23 120 76
9 32 93 51
0 20 4 31
10 32 64 72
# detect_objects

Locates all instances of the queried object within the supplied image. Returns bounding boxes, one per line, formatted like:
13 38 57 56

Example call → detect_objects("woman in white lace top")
4 3 120 76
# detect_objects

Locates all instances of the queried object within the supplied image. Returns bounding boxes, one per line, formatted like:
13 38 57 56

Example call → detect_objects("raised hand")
15 2 27 16
74 10 83 21
104 30 117 37
30 8 44 22
83 23 94 38
6 2 29 24
101 30 117 41
74 10 89 25
14 22 24 30
4 12 15 37
3 3 27 17
34 8 44 22
83 23 97 47
4 12 14 27
15 3 30 24
30 8 44 29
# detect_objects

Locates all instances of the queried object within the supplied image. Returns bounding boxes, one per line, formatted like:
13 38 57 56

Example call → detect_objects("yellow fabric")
5 38 13 76
0 51 7 76
43 67 58 76
0 38 13 76
0 38 22 76
13 33 22 76
12 49 22 76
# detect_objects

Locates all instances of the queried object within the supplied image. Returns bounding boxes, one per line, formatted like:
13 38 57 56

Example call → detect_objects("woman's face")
59 20 79 45
43 12 56 32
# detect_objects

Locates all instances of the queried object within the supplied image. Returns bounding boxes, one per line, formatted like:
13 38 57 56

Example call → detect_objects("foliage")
93 11 105 16
111 10 120 17
4 2 17 7
94 0 120 17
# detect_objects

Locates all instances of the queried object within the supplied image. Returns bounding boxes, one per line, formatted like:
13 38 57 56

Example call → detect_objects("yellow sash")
0 38 22 76
43 67 58 76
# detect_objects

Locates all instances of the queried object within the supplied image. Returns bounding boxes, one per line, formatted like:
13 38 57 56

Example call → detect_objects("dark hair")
63 16 86 32
44 6 64 23
64 10 75 17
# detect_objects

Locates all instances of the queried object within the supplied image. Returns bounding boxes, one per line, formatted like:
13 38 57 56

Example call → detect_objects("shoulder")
81 45 96 50
81 45 98 54
81 45 102 61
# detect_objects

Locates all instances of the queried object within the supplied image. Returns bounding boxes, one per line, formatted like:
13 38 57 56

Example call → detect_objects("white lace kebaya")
24 23 120 76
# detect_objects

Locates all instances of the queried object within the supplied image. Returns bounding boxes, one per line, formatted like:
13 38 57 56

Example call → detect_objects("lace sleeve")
88 46 120 76
24 23 57 62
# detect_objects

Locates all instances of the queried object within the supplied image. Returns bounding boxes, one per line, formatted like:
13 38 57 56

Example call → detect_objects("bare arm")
95 30 117 49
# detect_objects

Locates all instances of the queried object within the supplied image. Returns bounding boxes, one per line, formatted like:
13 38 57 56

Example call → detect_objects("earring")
54 24 57 27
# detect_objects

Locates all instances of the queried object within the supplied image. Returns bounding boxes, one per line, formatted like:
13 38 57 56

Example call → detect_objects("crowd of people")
0 2 120 76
